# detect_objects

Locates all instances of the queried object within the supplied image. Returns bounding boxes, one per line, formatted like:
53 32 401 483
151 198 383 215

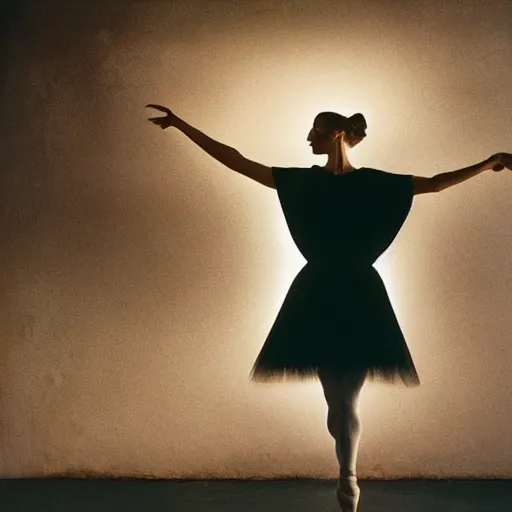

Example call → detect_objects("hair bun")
348 113 367 136
345 113 367 148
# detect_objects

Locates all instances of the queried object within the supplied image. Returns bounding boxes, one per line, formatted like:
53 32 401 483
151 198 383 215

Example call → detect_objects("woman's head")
307 111 367 155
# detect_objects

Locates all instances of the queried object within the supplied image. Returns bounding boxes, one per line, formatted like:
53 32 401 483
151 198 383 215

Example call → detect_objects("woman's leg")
317 367 368 479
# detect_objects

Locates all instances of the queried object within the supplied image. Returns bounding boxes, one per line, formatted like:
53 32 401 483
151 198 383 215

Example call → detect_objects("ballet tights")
317 368 367 480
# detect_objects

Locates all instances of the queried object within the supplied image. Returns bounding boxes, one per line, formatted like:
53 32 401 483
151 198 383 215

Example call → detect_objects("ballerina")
146 103 511 511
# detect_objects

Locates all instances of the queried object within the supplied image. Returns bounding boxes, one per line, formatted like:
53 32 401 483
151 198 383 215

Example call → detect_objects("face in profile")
307 115 344 155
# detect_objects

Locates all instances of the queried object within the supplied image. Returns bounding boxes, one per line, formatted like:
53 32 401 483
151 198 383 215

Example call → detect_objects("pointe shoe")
336 476 360 512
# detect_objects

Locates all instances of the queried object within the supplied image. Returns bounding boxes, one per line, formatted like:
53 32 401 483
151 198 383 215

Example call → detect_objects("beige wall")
1 0 511 478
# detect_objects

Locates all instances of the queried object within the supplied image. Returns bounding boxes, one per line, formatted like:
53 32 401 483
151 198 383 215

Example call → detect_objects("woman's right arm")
147 105 275 189
174 116 275 188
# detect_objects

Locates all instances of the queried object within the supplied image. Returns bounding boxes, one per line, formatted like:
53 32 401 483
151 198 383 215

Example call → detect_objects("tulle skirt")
250 262 420 386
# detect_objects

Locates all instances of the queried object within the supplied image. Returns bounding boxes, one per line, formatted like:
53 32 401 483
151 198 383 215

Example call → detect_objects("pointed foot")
336 476 360 512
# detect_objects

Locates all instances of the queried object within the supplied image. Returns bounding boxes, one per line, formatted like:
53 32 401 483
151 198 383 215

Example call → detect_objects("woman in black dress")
147 103 511 512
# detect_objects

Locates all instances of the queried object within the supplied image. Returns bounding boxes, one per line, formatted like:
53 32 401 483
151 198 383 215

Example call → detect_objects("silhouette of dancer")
146 103 511 511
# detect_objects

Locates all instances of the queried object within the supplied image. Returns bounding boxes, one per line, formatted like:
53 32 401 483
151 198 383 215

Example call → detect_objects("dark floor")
1 478 511 512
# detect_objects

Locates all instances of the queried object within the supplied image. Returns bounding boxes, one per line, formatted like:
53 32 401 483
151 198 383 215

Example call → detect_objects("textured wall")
0 0 511 479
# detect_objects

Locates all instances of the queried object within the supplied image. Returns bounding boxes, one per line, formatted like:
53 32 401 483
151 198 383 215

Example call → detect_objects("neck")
324 157 355 174
325 139 354 174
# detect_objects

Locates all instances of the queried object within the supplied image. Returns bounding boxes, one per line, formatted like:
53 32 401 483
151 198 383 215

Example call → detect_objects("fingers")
146 104 171 114
147 117 169 129
492 153 512 171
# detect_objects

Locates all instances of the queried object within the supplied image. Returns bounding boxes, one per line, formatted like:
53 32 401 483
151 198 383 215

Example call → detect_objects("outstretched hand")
146 104 176 129
490 153 512 172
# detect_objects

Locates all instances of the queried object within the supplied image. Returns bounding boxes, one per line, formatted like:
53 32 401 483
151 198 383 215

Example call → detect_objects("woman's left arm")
428 153 511 193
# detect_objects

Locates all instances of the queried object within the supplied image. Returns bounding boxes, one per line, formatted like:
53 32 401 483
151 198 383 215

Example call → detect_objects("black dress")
250 165 420 387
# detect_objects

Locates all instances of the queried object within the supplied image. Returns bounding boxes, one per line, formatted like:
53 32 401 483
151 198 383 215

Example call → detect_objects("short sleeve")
271 166 329 261
271 166 315 192
367 170 413 201
354 169 414 263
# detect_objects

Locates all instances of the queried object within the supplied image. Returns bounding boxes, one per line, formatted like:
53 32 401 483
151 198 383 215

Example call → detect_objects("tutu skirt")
250 262 420 386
